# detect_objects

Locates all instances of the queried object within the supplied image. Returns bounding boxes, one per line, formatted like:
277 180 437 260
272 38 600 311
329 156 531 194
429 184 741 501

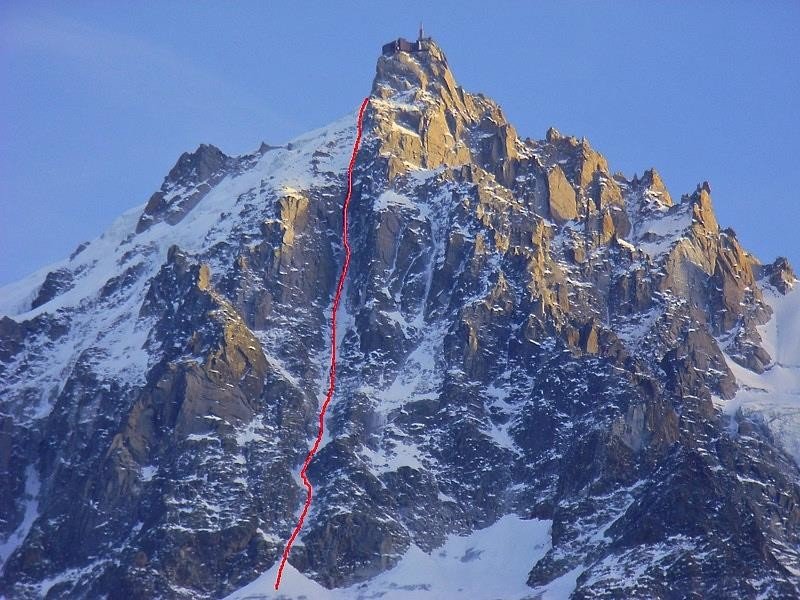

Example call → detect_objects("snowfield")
225 515 555 600
720 280 800 461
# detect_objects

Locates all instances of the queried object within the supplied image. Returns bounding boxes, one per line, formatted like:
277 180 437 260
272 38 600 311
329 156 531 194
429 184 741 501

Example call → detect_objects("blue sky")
1 1 798 285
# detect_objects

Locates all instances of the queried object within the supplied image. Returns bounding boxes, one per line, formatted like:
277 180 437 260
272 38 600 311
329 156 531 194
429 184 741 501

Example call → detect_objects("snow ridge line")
274 96 370 591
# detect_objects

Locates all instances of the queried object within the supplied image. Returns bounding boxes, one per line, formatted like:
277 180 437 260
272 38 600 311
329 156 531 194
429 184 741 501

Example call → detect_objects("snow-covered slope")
226 516 554 600
721 280 800 459
0 112 359 422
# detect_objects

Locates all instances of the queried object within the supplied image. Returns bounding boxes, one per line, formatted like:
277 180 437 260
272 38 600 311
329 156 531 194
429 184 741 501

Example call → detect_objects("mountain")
2 36 800 599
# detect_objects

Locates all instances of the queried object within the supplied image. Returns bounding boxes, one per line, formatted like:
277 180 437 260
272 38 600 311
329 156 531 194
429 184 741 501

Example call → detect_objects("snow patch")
532 565 583 599
0 466 41 573
629 202 693 259
374 190 420 213
140 465 158 482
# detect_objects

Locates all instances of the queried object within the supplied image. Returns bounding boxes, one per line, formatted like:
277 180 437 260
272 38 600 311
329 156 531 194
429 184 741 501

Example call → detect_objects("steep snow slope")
721 281 800 459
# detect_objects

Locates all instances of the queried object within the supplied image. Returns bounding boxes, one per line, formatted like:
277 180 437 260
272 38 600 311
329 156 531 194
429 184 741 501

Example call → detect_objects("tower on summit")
382 27 431 56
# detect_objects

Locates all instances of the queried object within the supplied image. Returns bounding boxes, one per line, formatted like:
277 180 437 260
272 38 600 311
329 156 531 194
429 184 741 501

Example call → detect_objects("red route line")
274 96 370 591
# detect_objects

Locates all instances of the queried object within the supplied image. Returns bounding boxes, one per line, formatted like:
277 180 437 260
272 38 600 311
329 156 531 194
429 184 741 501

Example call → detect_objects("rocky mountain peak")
373 37 454 99
760 256 797 293
136 144 236 233
2 35 800 600
531 129 610 191
368 37 519 183
169 143 229 184
688 180 719 232
635 168 673 206
545 126 562 142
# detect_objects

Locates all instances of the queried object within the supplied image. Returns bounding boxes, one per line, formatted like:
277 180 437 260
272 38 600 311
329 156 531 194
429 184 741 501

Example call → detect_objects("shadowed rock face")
136 144 246 233
2 39 800 599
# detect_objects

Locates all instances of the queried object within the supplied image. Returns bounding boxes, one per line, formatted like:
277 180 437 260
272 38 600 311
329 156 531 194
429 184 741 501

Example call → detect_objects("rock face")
2 38 800 599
